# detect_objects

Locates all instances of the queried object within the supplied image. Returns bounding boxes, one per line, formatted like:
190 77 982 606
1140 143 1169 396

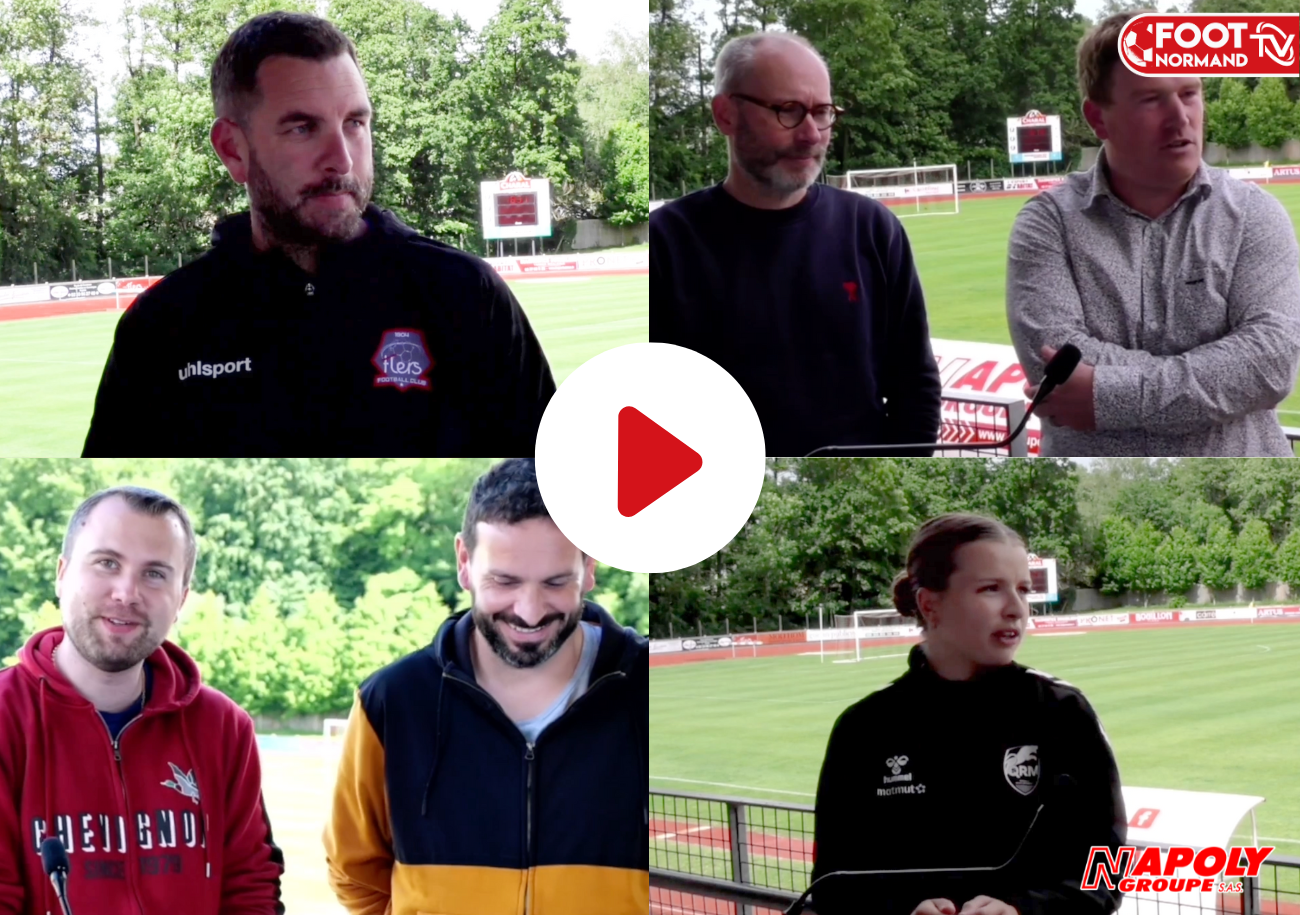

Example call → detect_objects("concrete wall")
1068 582 1291 612
252 712 349 734
573 219 648 249
1083 142 1300 170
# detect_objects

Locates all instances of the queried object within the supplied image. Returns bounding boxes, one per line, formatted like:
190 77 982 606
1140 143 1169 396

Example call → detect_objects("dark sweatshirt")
83 204 555 457
650 183 942 456
810 644 1126 915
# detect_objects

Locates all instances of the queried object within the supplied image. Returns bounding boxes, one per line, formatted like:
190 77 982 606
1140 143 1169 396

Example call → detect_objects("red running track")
651 616 1300 667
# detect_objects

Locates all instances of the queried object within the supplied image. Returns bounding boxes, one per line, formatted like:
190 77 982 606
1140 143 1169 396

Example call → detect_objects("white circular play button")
535 342 766 573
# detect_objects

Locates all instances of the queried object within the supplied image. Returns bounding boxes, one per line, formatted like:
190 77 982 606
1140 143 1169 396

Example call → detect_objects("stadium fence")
649 788 1300 915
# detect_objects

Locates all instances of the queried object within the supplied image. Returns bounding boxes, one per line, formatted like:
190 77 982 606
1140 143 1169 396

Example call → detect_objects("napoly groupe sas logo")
1118 13 1299 77
1081 845 1274 894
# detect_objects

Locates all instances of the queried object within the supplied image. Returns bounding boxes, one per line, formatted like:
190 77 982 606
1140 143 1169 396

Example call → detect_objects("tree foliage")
650 458 1300 637
0 458 649 716
0 0 646 285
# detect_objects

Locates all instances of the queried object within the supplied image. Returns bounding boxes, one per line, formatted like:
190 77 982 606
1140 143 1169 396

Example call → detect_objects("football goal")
826 608 911 664
844 164 960 217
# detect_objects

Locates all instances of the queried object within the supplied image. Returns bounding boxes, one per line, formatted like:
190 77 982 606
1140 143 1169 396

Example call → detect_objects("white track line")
653 824 717 842
650 774 811 795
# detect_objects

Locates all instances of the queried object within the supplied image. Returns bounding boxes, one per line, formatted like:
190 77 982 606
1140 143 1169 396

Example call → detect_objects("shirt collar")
1085 144 1213 216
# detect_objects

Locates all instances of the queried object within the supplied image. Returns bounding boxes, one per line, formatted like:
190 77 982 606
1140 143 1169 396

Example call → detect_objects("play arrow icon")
618 406 703 517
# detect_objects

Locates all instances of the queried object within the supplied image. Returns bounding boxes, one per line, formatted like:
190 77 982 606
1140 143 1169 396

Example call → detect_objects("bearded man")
324 458 649 915
649 31 942 457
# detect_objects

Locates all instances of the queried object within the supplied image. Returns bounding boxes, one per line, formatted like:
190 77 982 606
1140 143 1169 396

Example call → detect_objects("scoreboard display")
1006 110 1062 163
1016 125 1053 155
495 192 539 227
1027 555 1059 604
481 173 552 239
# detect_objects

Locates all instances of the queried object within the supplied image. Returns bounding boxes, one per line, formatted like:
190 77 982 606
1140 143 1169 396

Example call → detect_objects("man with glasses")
650 31 941 457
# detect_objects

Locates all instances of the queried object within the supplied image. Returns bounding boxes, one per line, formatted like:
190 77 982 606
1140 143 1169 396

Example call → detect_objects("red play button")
618 406 703 517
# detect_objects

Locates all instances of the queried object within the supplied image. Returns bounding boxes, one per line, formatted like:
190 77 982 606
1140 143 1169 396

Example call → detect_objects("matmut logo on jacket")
0 628 285 915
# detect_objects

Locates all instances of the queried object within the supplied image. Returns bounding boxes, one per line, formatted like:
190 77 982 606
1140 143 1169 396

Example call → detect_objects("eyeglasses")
729 93 844 130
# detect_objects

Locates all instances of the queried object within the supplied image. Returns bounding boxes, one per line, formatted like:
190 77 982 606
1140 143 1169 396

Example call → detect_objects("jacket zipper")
109 714 149 915
444 667 629 914
524 742 535 915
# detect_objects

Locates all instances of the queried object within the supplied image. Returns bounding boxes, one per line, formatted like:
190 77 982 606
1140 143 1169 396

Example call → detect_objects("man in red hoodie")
0 486 284 915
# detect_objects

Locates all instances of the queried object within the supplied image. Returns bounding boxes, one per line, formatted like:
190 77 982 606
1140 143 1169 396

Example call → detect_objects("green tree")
1198 517 1237 595
1231 518 1276 590
1206 78 1252 150
1275 525 1300 594
1246 77 1296 148
336 568 451 706
467 0 584 216
599 119 650 225
1155 526 1199 597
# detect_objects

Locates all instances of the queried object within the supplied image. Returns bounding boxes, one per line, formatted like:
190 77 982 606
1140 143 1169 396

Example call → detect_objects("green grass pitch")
650 624 1300 893
0 273 647 457
902 182 1300 429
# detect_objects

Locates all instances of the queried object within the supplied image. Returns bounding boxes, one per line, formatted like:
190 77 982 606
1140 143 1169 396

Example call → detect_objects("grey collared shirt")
1006 148 1300 456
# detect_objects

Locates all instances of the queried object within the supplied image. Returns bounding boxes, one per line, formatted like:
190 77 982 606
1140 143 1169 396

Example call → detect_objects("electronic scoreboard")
480 172 552 240
1006 110 1063 164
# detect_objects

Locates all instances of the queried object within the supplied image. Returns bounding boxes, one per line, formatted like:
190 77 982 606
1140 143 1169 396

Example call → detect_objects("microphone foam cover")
40 837 69 876
1043 344 1082 386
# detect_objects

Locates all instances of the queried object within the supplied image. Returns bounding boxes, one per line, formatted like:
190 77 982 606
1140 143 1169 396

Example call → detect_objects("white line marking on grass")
0 358 98 365
1032 631 1088 637
1258 645 1271 651
653 824 717 842
1258 835 1300 845
650 775 814 797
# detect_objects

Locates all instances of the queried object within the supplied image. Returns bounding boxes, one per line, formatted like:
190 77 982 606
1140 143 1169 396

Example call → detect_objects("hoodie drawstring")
421 677 448 818
40 677 54 915
178 710 212 879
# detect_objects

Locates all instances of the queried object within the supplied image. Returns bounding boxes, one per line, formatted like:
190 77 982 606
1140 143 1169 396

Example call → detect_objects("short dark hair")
63 487 199 588
211 11 361 128
892 513 1024 629
461 459 557 554
1078 10 1157 105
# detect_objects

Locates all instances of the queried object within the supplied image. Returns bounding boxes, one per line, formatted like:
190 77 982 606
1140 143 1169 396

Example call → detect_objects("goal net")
829 609 908 664
843 164 960 217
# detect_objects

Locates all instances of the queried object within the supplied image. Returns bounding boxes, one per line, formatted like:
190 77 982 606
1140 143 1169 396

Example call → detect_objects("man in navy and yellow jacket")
324 458 648 915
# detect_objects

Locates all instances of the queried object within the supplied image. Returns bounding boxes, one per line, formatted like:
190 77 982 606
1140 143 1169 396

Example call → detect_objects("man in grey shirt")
1007 11 1300 456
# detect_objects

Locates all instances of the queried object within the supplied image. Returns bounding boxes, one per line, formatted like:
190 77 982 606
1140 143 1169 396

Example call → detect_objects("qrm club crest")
1003 745 1040 796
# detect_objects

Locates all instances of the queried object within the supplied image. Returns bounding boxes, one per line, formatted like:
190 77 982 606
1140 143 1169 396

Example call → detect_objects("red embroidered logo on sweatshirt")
843 281 859 303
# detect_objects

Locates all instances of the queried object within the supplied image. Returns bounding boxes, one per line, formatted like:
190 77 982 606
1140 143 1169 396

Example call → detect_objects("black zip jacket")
83 204 555 456
809 644 1126 915
324 601 649 915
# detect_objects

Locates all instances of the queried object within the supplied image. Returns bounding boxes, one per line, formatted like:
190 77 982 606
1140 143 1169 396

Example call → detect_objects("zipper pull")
113 739 121 763
525 743 535 761
305 282 315 297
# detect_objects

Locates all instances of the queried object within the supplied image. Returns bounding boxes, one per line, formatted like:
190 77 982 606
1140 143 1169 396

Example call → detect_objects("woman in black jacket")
807 514 1126 915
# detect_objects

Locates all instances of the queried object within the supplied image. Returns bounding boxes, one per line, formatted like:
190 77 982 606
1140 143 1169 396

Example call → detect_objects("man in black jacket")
650 31 942 457
82 12 554 457
324 458 649 915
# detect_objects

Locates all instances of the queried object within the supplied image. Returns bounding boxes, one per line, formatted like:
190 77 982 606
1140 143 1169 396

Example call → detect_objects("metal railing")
650 789 1300 915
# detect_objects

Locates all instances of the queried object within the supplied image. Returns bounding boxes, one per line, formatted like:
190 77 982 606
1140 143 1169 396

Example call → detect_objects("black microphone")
41 837 74 915
784 803 1048 915
803 344 1083 457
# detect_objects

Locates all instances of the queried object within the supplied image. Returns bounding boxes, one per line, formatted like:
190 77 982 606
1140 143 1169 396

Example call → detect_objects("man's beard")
64 610 165 673
472 597 584 670
245 147 372 249
733 118 826 195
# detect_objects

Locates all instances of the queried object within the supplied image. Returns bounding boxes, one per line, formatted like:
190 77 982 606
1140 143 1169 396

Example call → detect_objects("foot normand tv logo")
1117 13 1299 77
